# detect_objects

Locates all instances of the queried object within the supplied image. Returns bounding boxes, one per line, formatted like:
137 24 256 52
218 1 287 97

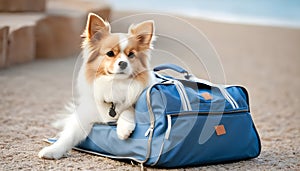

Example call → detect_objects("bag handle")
153 63 239 109
153 63 214 85
153 63 192 79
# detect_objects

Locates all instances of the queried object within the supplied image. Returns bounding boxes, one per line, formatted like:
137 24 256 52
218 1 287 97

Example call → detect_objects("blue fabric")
150 112 260 167
75 76 261 167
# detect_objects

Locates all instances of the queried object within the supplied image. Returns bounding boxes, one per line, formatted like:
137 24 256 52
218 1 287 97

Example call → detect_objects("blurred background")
109 0 300 28
0 0 299 170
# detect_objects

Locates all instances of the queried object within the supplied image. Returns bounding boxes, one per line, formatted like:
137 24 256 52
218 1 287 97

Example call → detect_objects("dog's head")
82 13 155 83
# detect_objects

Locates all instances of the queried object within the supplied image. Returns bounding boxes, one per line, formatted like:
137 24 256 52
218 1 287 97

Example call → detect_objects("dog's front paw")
38 145 67 159
117 117 136 140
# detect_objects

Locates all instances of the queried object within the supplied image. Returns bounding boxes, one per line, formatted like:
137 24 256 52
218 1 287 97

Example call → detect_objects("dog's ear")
83 13 110 40
129 20 154 48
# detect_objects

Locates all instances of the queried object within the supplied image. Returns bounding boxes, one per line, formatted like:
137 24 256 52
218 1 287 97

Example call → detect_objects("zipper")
164 108 248 144
167 109 249 116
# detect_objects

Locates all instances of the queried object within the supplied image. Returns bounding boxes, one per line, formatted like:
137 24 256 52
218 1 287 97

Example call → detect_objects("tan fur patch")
85 34 121 83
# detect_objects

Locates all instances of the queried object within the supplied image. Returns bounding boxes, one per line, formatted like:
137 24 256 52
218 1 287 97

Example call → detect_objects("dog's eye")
106 51 115 57
128 52 135 58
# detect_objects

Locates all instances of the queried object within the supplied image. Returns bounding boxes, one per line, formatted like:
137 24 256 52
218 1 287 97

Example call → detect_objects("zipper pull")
165 115 172 140
144 127 153 137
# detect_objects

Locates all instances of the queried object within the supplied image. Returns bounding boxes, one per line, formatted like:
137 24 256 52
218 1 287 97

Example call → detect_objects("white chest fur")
93 75 145 110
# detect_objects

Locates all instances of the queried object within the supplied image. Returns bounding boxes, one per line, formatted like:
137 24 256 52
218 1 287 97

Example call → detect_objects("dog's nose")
118 61 127 70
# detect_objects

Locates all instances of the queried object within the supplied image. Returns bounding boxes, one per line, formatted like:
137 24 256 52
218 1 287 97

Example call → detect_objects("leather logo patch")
201 92 213 100
215 125 226 136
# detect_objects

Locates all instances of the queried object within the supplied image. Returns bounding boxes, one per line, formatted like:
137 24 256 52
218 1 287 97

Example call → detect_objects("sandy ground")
0 11 300 170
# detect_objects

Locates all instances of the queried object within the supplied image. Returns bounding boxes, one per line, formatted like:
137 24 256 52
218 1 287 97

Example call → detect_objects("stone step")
0 14 45 67
0 0 46 12
0 0 111 68
0 26 9 68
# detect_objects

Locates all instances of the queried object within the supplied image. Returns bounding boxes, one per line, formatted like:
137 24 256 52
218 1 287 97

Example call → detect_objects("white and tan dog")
38 13 156 159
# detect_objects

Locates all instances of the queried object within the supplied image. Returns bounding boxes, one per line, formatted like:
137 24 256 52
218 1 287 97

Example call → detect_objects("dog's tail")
52 102 76 130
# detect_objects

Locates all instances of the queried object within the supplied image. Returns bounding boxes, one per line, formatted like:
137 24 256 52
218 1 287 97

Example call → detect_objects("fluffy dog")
38 13 156 159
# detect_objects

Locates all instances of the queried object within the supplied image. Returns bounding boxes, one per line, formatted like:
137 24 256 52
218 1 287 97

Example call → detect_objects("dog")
38 13 156 159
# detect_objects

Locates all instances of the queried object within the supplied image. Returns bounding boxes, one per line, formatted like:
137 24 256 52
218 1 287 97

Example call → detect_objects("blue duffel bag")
48 64 261 168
